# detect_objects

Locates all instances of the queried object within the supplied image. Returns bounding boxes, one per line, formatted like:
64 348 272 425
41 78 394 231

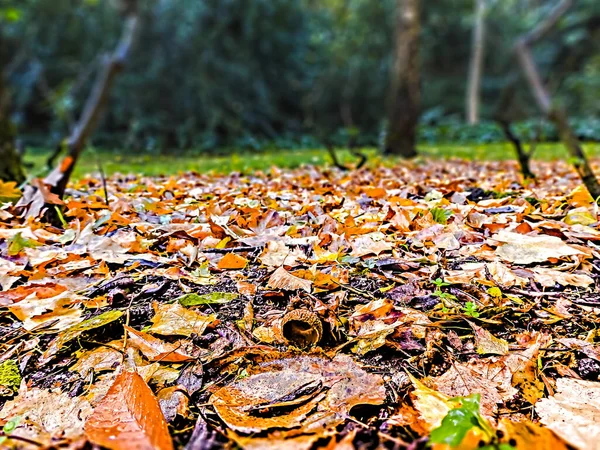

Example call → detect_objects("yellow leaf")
0 180 21 203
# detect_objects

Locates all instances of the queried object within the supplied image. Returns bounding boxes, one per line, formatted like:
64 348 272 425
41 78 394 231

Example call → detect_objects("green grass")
22 142 600 179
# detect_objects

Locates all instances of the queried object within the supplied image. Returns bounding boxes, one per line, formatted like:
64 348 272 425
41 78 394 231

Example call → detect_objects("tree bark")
44 0 139 198
385 0 420 158
514 0 600 200
0 70 25 184
466 0 486 125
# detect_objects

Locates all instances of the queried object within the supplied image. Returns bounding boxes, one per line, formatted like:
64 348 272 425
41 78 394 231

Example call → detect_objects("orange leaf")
217 253 248 270
84 369 174 450
60 156 74 173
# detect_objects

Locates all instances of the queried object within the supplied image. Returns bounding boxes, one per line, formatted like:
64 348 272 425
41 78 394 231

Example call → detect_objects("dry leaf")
85 369 174 450
497 418 569 450
125 325 196 362
350 232 393 257
409 374 452 431
493 230 582 264
535 377 600 450
468 321 509 355
267 266 312 292
210 354 385 434
148 301 216 337
0 386 93 445
218 253 249 269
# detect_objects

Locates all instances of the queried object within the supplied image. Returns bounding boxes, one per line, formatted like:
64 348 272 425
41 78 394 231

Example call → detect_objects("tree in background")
466 0 487 124
0 74 25 183
385 0 420 157
515 0 600 199
0 6 25 183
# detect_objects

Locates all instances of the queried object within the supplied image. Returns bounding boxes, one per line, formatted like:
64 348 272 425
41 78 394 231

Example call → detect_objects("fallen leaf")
535 378 600 450
493 230 582 265
468 321 509 355
125 325 196 362
267 266 312 292
177 291 238 306
350 232 393 257
497 418 569 450
148 301 216 337
85 369 174 450
42 310 123 361
210 354 385 434
0 386 93 445
218 253 248 270
157 386 190 422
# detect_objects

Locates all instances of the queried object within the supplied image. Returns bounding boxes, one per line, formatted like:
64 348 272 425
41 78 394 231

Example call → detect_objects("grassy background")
22 142 600 179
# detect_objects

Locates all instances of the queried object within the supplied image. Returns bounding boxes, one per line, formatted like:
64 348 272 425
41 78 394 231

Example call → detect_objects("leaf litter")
0 159 600 448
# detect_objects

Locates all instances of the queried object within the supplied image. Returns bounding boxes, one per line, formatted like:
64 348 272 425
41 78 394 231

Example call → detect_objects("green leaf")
0 360 21 394
7 232 40 256
2 416 21 434
430 394 493 447
43 310 124 359
177 292 238 306
462 301 480 318
430 207 452 225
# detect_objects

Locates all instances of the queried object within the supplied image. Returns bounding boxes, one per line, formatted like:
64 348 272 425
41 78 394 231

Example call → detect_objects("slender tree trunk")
514 0 600 200
466 0 486 125
0 71 25 184
43 0 139 199
385 0 420 158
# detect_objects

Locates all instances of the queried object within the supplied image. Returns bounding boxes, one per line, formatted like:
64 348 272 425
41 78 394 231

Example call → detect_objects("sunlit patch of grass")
22 142 600 179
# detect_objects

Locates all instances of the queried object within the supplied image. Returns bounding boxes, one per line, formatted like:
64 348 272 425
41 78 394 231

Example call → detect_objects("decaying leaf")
148 301 216 337
42 310 123 361
218 252 249 269
210 354 385 437
535 378 600 450
125 325 196 362
0 385 93 445
267 266 313 292
468 321 509 355
493 230 582 265
497 418 569 450
85 369 174 450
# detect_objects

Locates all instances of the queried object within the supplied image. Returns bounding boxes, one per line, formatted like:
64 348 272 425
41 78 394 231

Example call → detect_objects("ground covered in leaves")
1 159 600 450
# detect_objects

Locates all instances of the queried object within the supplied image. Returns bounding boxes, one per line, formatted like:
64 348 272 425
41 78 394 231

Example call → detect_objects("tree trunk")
466 0 486 125
385 0 420 158
44 0 139 199
514 0 600 201
0 73 25 184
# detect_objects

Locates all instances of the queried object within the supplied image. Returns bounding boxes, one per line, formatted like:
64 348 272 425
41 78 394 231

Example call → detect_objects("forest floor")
23 142 600 178
1 157 599 449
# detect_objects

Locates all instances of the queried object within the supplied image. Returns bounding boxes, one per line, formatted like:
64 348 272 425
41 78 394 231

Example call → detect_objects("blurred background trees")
1 0 599 154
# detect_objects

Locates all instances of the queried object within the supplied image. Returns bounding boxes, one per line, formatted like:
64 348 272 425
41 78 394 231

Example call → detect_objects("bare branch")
519 0 573 46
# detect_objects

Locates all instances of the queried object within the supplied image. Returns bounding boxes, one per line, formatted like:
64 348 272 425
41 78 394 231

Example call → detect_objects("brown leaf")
0 386 93 445
267 266 312 292
148 301 216 337
125 325 196 362
85 369 174 450
210 354 385 434
535 378 600 450
468 321 509 355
